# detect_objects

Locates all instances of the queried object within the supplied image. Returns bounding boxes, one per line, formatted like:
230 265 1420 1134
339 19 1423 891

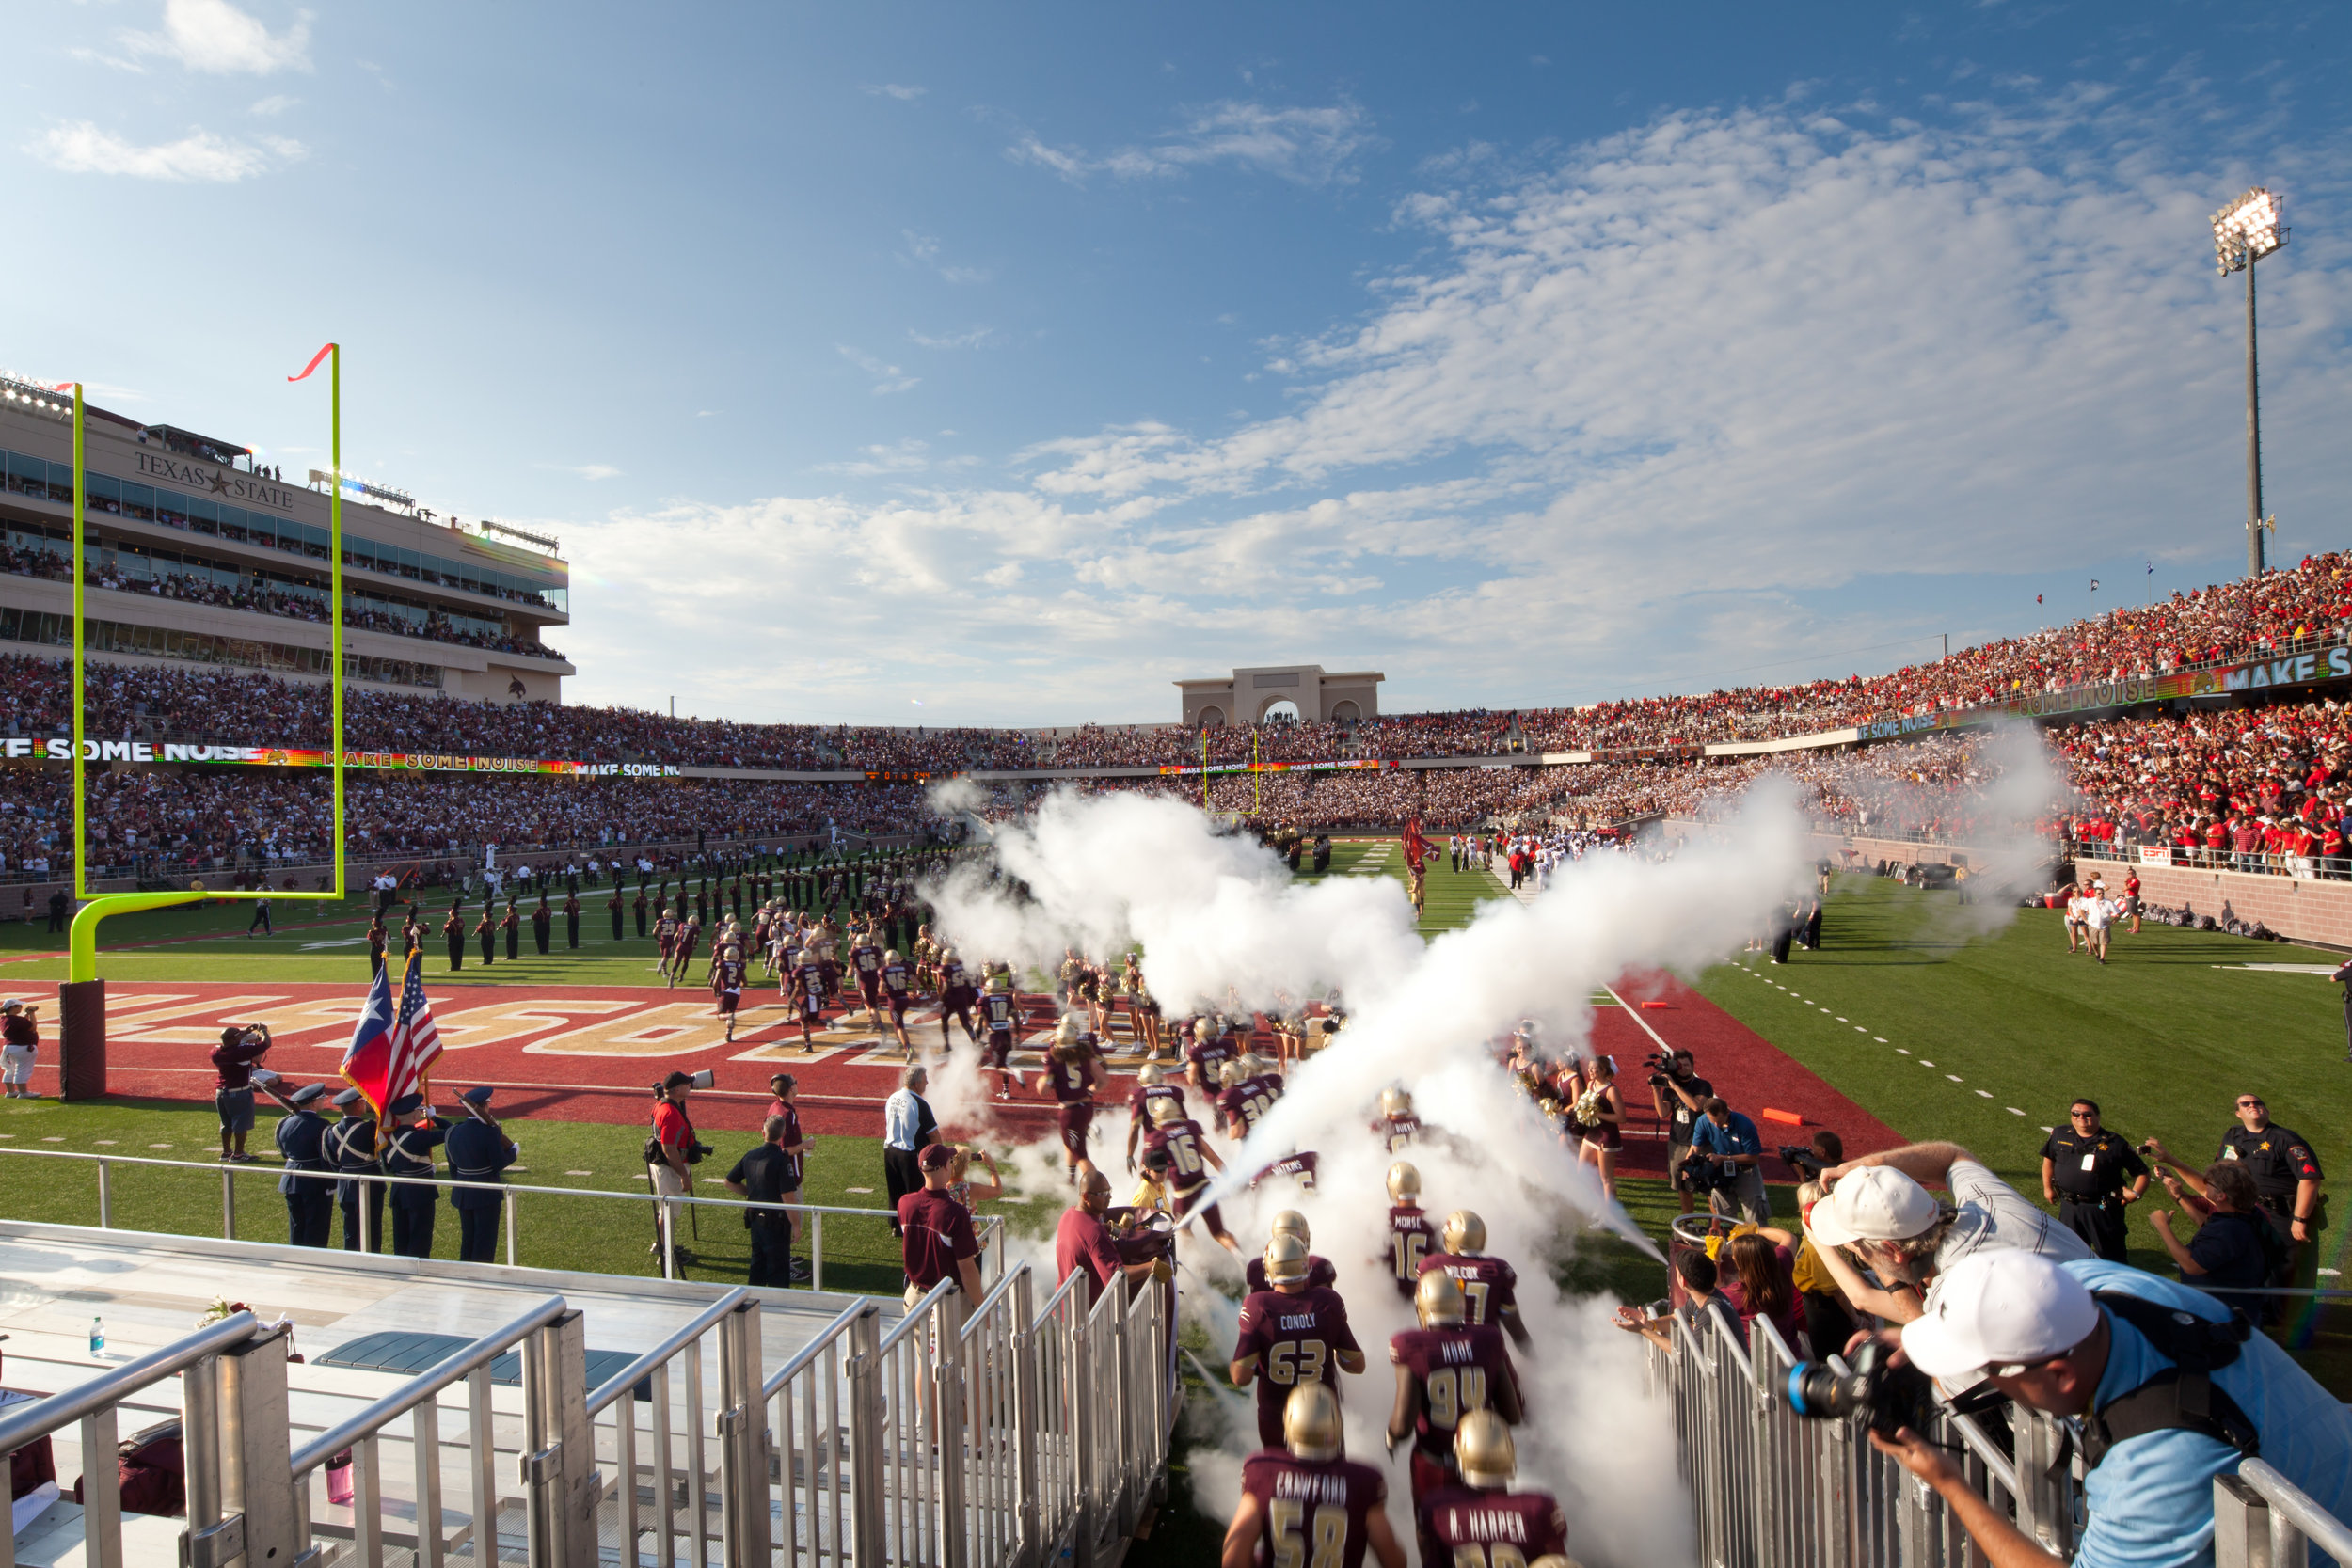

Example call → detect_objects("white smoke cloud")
928 783 1816 1566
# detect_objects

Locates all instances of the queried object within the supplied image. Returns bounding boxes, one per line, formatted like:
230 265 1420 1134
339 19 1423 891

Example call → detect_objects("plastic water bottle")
88 1317 103 1355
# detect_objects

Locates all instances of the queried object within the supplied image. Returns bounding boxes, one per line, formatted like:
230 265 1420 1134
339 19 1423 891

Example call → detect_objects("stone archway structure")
1173 665 1384 728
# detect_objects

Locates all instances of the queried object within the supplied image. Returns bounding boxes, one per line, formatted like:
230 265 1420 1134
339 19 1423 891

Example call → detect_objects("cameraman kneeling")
1875 1250 2352 1568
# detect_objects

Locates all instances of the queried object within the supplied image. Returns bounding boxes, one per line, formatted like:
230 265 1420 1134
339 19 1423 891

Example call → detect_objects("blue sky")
9 3 2352 725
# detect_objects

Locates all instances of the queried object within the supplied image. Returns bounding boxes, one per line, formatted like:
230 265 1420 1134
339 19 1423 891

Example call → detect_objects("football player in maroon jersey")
1219 1057 1279 1142
1142 1098 1239 1253
879 948 914 1054
937 948 979 1046
1417 1210 1532 1351
1223 1384 1405 1568
1243 1212 1337 1294
977 971 1022 1101
1383 1162 1438 1301
1036 1016 1106 1186
850 925 886 1032
1231 1233 1364 1449
1125 1063 1185 1172
1185 1017 1238 1100
653 909 677 975
790 945 828 1052
711 942 748 1043
1375 1086 1422 1153
1421 1410 1572 1568
1387 1272 1523 1554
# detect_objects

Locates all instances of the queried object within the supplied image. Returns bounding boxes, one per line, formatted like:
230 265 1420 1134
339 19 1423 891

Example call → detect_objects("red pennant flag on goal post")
287 342 335 383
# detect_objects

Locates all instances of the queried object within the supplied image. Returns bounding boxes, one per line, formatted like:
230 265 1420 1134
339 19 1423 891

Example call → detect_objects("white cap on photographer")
1805 1165 1940 1247
1900 1251 2100 1385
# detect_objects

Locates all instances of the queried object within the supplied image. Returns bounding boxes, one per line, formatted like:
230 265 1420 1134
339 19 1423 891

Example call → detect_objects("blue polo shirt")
1691 1112 1761 1162
2068 1260 2352 1568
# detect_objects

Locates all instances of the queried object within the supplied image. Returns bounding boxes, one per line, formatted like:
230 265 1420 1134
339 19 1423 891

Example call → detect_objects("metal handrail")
1032 1263 1086 1325
2237 1458 2352 1561
0 1309 259 1453
583 1286 747 1418
959 1254 1029 1338
878 1278 958 1354
288 1294 567 1476
759 1298 874 1400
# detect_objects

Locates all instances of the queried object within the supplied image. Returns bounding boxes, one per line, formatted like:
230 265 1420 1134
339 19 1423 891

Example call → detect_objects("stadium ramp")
0 1221 1170 1568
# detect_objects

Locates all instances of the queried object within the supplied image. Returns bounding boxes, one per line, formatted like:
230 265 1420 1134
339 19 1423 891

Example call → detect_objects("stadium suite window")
0 449 564 613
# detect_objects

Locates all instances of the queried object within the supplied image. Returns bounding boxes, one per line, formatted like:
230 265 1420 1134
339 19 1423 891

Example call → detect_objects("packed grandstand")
6 548 2352 882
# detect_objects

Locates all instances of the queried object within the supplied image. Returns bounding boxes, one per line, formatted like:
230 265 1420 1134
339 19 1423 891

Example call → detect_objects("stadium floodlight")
2210 186 2288 578
63 351 350 996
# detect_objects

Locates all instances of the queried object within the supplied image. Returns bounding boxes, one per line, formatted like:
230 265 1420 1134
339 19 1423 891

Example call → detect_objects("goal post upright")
65 348 351 988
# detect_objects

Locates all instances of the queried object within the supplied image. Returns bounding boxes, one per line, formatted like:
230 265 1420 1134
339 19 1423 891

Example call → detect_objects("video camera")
1785 1338 1938 1437
1676 1148 1736 1195
1777 1145 1825 1180
1645 1049 1679 1087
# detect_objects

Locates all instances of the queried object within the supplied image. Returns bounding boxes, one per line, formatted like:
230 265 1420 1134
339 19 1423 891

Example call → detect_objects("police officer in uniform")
2038 1097 2147 1262
264 1079 333 1246
384 1092 453 1259
328 1087 387 1253
446 1086 518 1264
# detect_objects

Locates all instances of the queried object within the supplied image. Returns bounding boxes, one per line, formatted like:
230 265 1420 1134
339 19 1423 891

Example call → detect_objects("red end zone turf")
17 973 1899 1172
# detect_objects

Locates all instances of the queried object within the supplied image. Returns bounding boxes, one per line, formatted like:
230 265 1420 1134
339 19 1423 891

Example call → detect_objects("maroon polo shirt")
898 1187 979 1291
1055 1206 1125 1304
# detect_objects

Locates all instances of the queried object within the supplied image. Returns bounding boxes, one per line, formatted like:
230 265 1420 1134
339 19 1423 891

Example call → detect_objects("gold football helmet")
1443 1210 1486 1255
1263 1232 1311 1287
1151 1097 1189 1129
1414 1269 1465 1328
1454 1409 1516 1488
1136 1063 1165 1088
1282 1382 1343 1463
1269 1210 1311 1245
1236 1053 1264 1080
1387 1161 1422 1202
1380 1086 1412 1119
1193 1018 1214 1042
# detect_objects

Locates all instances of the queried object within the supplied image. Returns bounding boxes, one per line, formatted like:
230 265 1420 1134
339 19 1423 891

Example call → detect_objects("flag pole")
70 383 85 909
329 343 344 900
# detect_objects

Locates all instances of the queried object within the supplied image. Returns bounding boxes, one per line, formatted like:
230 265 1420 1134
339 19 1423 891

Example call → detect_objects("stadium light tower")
2211 186 2287 578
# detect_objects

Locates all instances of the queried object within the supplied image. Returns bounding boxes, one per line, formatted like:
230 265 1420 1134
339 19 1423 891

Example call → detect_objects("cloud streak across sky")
572 85 2352 722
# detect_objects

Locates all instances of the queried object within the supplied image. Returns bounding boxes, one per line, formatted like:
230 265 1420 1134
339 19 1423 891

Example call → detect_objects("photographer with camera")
2039 1100 2148 1263
646 1069 714 1274
1811 1141 2089 1323
1648 1050 1713 1215
1690 1098 1771 1226
1864 1250 2352 1568
2147 1161 2284 1315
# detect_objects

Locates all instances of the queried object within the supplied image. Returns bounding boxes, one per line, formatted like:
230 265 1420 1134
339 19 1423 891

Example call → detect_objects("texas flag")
339 965 397 1116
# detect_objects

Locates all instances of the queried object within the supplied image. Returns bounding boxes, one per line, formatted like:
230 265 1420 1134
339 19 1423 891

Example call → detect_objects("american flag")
382 953 444 1112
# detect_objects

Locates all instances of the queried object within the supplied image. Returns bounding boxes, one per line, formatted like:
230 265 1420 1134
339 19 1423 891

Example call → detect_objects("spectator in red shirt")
1056 1168 1157 1307
898 1143 984 1307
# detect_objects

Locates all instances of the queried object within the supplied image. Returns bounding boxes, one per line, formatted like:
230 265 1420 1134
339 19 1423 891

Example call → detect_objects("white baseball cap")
1804 1166 1941 1247
1900 1251 2100 1385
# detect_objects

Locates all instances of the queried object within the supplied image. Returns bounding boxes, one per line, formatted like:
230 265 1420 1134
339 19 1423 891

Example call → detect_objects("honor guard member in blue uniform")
263 1080 333 1246
384 1092 453 1259
446 1087 518 1264
328 1088 387 1253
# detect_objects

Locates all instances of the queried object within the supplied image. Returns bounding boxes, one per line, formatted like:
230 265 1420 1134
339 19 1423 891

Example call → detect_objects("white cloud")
899 230 992 286
537 463 622 482
818 438 932 478
863 83 927 101
570 93 2352 723
1009 99 1377 187
909 326 1003 350
248 94 298 116
837 346 920 396
31 121 302 182
126 0 312 75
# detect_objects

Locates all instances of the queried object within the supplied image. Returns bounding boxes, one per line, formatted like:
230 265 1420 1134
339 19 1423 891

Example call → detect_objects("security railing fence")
1646 1297 2352 1568
0 1145 1006 1291
0 1258 1169 1568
